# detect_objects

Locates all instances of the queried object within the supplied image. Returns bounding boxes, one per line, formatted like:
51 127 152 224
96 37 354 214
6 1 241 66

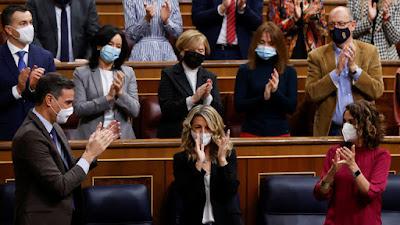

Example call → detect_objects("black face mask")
330 27 351 45
183 51 205 69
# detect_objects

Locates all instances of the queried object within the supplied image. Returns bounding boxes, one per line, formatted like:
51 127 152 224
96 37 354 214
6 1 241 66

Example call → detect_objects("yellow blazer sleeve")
353 47 384 100
305 50 337 103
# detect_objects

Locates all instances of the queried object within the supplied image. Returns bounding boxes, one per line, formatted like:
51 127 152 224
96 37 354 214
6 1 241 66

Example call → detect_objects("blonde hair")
175 29 211 57
181 105 233 162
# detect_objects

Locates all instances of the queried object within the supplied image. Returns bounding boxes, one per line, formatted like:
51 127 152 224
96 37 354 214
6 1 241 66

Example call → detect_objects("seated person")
348 0 400 60
158 30 223 138
123 0 183 61
0 5 55 140
268 0 328 59
173 105 241 225
73 25 140 139
192 0 263 59
234 22 297 137
27 0 99 62
314 100 390 225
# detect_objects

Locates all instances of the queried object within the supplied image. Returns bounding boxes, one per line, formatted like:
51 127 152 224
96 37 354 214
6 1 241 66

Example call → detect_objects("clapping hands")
264 69 279 100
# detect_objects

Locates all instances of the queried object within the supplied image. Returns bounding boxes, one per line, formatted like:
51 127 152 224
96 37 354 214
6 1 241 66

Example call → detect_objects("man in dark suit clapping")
12 74 120 225
0 5 56 140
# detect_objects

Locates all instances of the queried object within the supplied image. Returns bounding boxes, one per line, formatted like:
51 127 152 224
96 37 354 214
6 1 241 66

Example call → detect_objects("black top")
234 57 297 136
157 63 223 138
173 149 242 225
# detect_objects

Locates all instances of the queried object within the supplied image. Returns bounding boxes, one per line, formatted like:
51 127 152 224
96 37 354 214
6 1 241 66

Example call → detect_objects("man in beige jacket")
305 6 384 136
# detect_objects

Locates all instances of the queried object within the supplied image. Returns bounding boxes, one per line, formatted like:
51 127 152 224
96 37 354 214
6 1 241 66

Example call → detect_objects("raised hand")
336 49 347 74
194 131 206 163
29 65 45 90
215 129 230 166
344 43 357 73
144 1 156 23
17 67 31 95
368 0 378 22
113 70 125 96
105 120 121 139
160 0 171 24
192 83 208 104
383 0 392 21
264 82 272 100
219 0 232 14
106 83 116 101
337 145 357 170
238 0 246 11
203 79 213 98
82 122 119 164
269 69 280 93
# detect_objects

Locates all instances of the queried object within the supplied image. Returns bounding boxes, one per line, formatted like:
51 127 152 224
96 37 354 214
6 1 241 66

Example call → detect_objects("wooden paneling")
56 60 400 135
1 136 400 225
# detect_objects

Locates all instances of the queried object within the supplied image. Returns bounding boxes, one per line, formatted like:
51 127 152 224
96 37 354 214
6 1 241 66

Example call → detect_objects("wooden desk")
1 136 399 225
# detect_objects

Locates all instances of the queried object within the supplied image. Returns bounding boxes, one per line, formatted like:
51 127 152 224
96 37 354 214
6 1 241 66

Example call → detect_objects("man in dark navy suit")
192 0 263 60
0 5 55 140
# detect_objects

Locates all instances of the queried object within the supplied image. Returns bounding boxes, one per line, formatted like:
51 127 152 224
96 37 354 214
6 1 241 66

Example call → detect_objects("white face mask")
13 25 34 45
191 130 212 146
50 97 74 124
342 122 357 142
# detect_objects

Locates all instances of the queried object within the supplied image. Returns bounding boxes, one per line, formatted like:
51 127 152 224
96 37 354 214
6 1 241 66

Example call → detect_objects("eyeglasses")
328 21 352 29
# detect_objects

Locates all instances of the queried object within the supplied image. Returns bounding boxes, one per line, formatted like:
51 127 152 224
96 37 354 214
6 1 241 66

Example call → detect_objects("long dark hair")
345 100 385 149
89 25 129 70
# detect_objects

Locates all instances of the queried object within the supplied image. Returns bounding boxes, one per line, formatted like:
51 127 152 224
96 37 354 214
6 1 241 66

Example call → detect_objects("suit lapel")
54 123 75 167
173 64 194 96
46 2 58 44
27 45 34 68
1 44 19 79
28 111 67 173
322 43 336 75
70 0 78 55
196 67 207 89
354 41 363 70
91 68 104 97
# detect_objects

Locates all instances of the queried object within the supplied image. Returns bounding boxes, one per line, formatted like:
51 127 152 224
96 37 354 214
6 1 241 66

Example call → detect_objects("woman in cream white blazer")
72 25 140 139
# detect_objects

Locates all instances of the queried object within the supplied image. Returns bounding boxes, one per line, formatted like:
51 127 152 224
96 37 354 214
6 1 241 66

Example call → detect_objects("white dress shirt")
216 1 246 45
7 41 29 100
182 62 213 110
55 5 74 61
99 68 115 128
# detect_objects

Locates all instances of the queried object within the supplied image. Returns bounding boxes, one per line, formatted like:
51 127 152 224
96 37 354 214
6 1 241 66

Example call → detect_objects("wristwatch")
353 170 361 178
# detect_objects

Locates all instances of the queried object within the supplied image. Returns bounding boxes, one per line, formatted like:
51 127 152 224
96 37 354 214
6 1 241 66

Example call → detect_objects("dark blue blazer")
0 43 55 140
192 0 263 59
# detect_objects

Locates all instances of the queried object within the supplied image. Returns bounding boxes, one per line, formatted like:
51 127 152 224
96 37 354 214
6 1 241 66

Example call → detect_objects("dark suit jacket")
173 149 242 225
157 63 223 138
27 0 99 59
12 111 91 225
0 44 55 140
191 0 263 59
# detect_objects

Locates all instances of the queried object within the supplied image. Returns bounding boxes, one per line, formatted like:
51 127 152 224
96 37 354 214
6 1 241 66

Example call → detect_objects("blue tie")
50 128 70 169
60 5 69 62
16 51 26 72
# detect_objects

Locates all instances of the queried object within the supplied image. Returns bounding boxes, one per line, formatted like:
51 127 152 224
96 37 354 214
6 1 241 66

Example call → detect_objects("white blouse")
202 174 215 224
99 68 115 128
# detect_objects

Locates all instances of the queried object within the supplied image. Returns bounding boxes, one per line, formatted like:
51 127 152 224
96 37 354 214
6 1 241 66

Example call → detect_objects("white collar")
7 40 29 55
32 108 54 134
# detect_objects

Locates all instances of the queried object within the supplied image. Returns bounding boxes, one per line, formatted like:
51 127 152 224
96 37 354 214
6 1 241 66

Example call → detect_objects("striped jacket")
348 0 400 60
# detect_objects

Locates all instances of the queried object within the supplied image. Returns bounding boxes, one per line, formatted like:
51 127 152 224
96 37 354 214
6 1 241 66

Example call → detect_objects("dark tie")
16 51 27 72
60 5 69 62
50 128 70 169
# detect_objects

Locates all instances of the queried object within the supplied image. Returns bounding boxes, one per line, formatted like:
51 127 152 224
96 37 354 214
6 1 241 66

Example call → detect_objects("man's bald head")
329 6 353 22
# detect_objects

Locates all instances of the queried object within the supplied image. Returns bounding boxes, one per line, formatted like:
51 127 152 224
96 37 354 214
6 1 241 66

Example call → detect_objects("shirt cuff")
217 4 225 16
77 158 90 174
12 85 22 99
203 94 213 105
329 70 340 88
352 67 362 82
186 96 195 111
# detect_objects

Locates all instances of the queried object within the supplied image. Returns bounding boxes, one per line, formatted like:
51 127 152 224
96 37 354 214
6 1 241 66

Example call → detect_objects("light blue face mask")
100 45 121 63
255 45 277 60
